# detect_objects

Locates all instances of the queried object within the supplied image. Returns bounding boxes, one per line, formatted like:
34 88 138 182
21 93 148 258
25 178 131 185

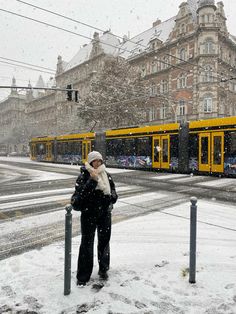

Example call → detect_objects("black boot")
98 270 108 280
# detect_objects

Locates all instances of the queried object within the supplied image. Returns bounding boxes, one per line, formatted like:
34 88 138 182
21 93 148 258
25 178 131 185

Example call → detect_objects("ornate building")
0 78 27 154
119 0 236 123
0 0 235 154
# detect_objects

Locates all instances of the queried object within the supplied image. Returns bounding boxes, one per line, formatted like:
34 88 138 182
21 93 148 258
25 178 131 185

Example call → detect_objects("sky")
0 0 236 101
0 157 235 313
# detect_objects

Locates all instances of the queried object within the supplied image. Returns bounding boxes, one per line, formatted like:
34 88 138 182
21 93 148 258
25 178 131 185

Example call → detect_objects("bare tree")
78 58 148 130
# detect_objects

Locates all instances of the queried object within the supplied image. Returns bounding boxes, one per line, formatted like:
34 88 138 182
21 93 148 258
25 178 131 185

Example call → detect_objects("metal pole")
64 204 72 295
189 197 197 283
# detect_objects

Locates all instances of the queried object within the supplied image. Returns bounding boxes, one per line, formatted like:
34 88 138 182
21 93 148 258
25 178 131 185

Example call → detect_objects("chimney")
153 19 162 27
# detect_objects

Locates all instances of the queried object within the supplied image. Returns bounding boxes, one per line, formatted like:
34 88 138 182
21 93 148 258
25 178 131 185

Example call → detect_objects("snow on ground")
0 190 167 236
0 163 74 182
196 178 236 187
0 157 134 174
0 200 236 314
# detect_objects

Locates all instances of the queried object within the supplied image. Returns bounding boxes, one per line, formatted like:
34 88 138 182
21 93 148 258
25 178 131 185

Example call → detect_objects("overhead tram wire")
15 1 201 74
16 0 229 82
0 56 55 72
0 60 55 75
0 8 193 76
0 8 131 55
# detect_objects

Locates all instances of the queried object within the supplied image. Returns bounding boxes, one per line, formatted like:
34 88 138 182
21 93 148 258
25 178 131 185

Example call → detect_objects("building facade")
0 0 235 154
120 0 236 124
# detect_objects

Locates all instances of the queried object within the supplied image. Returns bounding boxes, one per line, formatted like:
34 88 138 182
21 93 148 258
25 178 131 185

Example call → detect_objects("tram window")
36 143 46 154
123 138 136 155
137 137 151 156
189 134 198 158
170 135 178 158
74 141 82 154
57 142 62 154
162 139 168 163
201 137 208 164
106 139 123 157
224 132 236 158
213 136 222 165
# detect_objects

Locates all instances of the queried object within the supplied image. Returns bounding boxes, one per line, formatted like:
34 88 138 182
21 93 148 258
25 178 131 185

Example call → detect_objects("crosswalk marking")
0 183 147 212
196 178 236 187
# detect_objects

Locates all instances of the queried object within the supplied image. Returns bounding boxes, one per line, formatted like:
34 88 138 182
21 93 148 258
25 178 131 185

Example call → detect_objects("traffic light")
66 84 72 101
74 90 79 102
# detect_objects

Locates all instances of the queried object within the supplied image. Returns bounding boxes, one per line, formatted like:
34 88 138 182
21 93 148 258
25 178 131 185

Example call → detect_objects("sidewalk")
0 199 236 314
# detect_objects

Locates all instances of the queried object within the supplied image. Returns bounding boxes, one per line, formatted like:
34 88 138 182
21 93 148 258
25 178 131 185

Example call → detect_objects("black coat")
74 166 118 213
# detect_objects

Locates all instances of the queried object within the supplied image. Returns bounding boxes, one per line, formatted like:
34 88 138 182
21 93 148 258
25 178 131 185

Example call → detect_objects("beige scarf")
85 162 111 195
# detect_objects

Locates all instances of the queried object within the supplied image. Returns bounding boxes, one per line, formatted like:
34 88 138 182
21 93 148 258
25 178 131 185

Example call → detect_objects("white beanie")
87 151 103 164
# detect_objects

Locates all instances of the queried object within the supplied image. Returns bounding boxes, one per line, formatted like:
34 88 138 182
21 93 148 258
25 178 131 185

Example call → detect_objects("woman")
73 151 118 286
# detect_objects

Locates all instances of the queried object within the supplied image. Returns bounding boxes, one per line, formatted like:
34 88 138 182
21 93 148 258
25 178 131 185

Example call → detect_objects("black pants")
77 210 111 283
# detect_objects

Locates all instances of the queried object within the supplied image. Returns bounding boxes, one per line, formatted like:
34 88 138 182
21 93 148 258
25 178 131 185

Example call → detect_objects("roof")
64 32 120 72
118 17 176 60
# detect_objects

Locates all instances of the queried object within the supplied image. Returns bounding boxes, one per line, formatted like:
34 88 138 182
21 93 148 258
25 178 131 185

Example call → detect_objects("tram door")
82 140 92 163
46 142 52 161
152 135 170 169
199 132 224 173
31 143 36 160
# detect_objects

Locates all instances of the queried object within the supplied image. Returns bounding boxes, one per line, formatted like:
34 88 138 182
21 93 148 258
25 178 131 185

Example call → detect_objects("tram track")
0 194 188 260
0 159 235 261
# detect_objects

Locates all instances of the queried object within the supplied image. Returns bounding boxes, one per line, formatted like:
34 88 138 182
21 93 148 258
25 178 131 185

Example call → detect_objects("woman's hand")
90 170 98 181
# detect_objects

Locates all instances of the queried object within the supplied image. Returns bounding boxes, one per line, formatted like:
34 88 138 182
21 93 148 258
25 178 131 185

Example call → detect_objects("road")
0 157 235 259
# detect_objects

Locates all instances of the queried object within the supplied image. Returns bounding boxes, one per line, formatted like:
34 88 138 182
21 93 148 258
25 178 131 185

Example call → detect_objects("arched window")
203 96 213 112
179 48 186 61
181 23 186 33
178 73 187 88
151 61 157 73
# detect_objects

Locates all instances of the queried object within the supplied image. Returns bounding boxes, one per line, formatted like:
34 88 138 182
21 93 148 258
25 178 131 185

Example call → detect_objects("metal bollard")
64 204 72 295
189 197 197 284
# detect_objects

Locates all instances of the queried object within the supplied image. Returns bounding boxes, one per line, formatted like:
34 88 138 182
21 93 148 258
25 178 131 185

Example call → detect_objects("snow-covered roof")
229 34 236 45
118 17 176 60
64 32 120 72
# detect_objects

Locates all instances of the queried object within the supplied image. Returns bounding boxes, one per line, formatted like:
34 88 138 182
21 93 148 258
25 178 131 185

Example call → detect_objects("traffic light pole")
0 85 78 92
0 85 79 102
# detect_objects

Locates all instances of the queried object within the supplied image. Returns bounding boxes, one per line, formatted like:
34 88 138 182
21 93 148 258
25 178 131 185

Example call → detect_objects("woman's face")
91 159 102 169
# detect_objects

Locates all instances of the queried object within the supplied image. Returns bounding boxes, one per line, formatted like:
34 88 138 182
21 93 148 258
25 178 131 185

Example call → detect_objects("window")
163 56 169 69
160 80 168 93
203 97 213 112
150 85 157 96
178 100 186 115
204 39 214 54
203 65 214 82
180 24 186 34
151 61 157 73
179 48 186 61
178 73 187 88
141 65 146 77
149 106 157 120
160 105 166 119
